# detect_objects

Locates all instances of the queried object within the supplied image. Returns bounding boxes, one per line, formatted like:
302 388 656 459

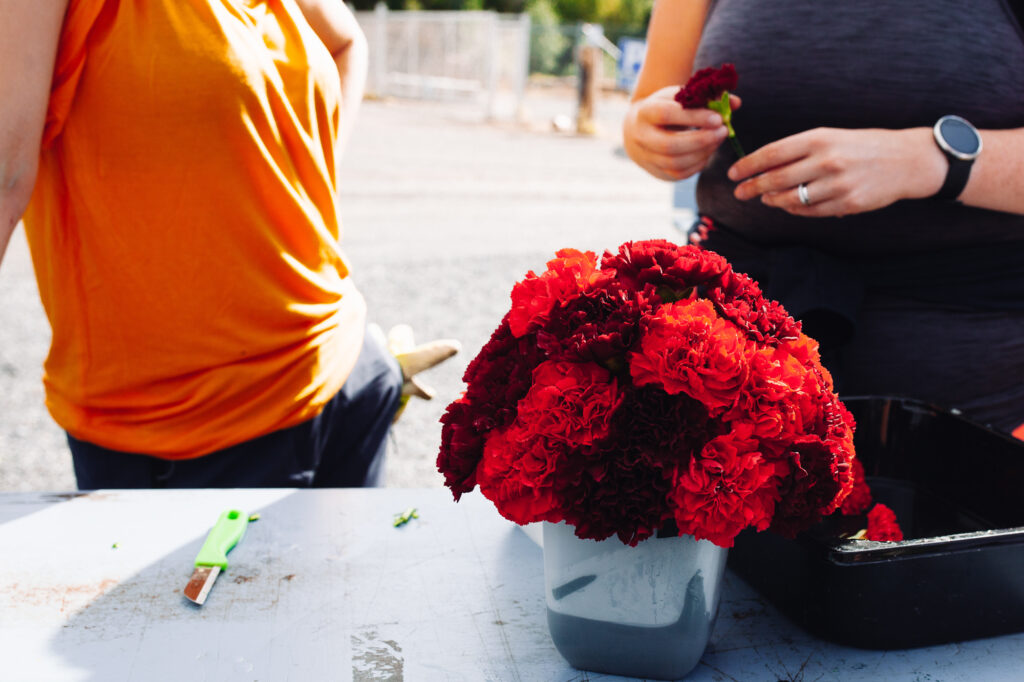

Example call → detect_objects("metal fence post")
373 2 387 96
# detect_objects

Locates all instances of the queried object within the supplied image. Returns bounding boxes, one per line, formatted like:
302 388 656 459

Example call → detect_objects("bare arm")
622 0 729 182
292 0 369 160
630 0 708 102
728 124 1024 218
0 0 69 267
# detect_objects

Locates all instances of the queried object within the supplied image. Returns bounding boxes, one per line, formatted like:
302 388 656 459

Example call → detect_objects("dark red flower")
840 458 873 516
770 434 850 538
866 503 904 542
535 285 651 364
437 398 484 499
514 360 622 448
562 458 676 546
674 63 738 109
461 316 547 431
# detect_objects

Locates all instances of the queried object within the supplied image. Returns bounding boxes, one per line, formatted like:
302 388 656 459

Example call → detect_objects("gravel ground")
0 86 679 491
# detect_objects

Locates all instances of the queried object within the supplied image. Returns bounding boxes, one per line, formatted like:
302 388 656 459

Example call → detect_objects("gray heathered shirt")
693 0 1024 256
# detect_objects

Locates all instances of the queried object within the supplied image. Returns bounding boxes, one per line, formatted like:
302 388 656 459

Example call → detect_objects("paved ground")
0 86 681 491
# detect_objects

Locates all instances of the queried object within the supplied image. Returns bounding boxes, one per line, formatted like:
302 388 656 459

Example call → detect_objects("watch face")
938 116 982 159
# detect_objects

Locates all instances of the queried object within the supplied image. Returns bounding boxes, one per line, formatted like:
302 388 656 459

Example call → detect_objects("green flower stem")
707 91 745 158
729 136 745 158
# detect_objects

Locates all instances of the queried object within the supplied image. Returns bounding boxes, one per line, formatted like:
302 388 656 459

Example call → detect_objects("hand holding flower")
675 63 744 158
623 85 740 182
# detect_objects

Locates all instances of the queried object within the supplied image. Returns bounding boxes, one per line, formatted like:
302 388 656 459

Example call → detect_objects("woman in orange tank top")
0 0 405 487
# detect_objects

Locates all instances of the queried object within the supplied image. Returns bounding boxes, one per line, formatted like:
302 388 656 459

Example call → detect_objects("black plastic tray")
729 396 1024 649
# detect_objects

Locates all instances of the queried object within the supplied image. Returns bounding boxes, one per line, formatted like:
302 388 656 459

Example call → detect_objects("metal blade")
183 565 220 605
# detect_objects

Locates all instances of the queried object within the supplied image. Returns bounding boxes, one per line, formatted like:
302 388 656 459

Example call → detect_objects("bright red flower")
866 503 904 542
508 249 607 337
670 426 787 547
476 426 562 525
630 298 755 416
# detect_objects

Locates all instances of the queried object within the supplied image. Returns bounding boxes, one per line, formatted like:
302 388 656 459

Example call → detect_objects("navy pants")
69 330 404 489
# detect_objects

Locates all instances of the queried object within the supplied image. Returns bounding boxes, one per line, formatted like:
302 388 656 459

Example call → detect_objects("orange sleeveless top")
22 0 367 458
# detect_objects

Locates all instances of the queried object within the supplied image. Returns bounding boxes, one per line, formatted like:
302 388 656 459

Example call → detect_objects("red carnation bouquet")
436 240 894 548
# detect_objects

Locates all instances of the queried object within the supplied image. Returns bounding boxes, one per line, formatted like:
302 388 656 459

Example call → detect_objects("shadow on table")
45 489 562 681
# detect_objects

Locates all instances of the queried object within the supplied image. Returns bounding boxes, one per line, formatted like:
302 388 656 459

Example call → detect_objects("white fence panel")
356 5 530 119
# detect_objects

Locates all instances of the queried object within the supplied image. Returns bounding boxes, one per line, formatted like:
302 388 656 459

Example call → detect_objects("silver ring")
797 183 812 206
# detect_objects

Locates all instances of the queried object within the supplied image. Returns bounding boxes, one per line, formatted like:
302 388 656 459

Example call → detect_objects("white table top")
2 488 1022 681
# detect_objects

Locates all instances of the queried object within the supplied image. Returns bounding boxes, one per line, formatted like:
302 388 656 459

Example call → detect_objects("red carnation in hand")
674 63 744 157
674 63 738 109
866 503 904 542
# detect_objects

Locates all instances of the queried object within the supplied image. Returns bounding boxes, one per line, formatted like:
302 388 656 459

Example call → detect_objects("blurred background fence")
354 3 646 120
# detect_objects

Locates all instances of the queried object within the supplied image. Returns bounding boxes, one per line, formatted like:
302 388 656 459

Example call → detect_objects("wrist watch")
932 115 982 201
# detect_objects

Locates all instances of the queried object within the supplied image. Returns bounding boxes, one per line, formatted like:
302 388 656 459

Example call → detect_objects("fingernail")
727 166 739 181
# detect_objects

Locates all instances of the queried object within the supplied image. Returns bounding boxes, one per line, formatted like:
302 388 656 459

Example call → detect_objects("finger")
760 178 843 215
728 131 818 182
637 124 728 157
641 97 724 129
646 149 718 176
778 196 851 218
733 157 818 201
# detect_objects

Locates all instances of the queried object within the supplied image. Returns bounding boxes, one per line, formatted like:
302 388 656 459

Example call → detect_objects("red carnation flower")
630 298 755 416
610 386 719 473
770 435 846 538
437 398 485 499
508 249 607 337
674 63 738 109
726 347 814 440
840 458 873 516
461 317 547 431
515 361 622 448
674 63 744 157
866 503 904 542
535 285 651 364
476 426 563 525
562 457 676 546
671 426 787 547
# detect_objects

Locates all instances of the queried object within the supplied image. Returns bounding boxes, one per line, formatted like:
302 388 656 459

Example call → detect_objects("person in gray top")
623 0 1024 437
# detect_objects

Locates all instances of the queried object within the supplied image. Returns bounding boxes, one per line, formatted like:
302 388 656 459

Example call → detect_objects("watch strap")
935 154 971 201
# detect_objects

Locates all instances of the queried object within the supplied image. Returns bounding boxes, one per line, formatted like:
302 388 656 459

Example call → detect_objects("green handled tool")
183 509 248 605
